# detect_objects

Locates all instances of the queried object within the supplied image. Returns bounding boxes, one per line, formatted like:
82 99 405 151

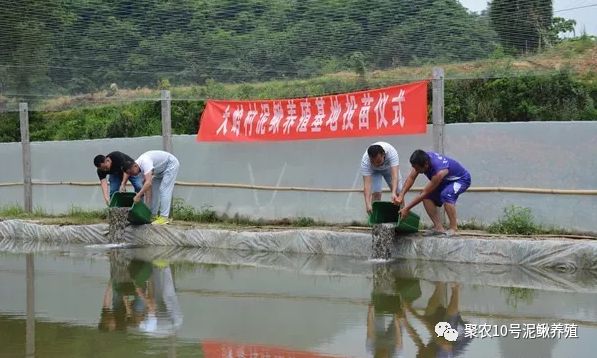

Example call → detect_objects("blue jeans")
371 168 403 194
109 173 143 197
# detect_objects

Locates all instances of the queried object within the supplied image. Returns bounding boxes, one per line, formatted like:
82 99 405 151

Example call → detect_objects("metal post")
161 90 173 153
26 254 35 357
19 102 32 212
169 334 177 358
432 68 445 155
432 68 446 227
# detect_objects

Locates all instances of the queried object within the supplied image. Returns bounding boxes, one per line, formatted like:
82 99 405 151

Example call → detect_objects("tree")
0 0 69 103
489 0 553 54
0 0 562 100
375 0 498 67
546 17 576 46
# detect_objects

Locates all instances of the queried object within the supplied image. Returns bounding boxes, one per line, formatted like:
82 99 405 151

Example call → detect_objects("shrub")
488 205 539 235
196 207 220 223
501 287 535 308
171 197 199 221
293 216 316 227
171 198 221 223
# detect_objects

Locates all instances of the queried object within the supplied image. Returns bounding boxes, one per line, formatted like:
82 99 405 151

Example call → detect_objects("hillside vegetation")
1 38 595 143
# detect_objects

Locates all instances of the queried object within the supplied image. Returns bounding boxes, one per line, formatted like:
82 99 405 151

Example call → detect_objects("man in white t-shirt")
123 150 180 225
360 142 403 214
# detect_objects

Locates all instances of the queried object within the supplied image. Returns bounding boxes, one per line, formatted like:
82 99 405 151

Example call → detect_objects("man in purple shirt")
398 150 471 236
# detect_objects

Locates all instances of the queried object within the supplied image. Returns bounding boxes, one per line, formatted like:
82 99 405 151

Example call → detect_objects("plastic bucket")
368 201 420 233
108 192 152 225
108 192 136 208
128 202 152 225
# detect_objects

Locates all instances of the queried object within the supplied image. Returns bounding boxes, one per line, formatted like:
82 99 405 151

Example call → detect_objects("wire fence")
1 0 596 112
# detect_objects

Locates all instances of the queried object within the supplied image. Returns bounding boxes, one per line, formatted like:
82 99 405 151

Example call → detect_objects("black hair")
410 149 430 167
93 155 106 167
367 144 385 158
123 160 136 172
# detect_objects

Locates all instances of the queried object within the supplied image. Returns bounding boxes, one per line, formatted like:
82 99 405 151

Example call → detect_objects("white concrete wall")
0 121 595 231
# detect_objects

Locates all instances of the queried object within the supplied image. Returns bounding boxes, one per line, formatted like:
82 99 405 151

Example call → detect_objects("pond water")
0 245 596 358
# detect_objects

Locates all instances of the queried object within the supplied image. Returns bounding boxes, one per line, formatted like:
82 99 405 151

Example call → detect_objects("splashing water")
371 223 395 260
107 207 129 242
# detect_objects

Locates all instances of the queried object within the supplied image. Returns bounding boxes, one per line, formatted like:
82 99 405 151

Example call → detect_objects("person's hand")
399 207 410 219
366 203 373 215
392 193 403 206
119 184 126 192
104 197 110 206
133 193 141 203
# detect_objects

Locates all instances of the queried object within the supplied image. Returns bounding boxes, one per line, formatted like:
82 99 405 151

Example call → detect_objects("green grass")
0 200 333 228
501 287 536 309
171 198 219 222
0 204 47 218
67 206 108 220
488 205 539 235
2 39 595 144
419 206 591 237
293 216 316 227
461 205 593 237
171 198 329 227
0 201 593 235
0 204 106 225
0 205 28 217
36 38 597 112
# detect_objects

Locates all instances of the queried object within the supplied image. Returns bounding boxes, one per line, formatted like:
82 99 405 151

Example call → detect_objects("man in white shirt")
360 142 403 214
123 150 180 225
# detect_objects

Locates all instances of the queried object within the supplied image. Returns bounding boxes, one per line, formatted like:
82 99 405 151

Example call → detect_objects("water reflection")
368 265 474 358
497 318 558 358
406 282 473 358
99 250 183 336
26 253 35 358
367 266 420 357
1 247 596 358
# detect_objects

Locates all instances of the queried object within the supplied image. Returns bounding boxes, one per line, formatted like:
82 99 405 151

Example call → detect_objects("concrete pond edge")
1 219 596 272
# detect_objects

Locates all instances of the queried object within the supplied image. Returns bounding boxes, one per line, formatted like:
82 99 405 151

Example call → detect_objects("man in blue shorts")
398 150 471 236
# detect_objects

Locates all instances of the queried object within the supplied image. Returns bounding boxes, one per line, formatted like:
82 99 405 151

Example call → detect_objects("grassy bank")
1 202 593 237
0 205 108 225
0 202 334 228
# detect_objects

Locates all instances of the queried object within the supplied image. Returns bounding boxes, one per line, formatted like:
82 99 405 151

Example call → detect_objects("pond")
0 245 595 357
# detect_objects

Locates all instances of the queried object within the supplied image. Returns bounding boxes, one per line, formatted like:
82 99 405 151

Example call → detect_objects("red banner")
202 340 339 358
197 81 428 142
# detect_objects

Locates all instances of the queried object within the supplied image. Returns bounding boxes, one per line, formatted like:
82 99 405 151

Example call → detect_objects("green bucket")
108 192 136 208
128 202 152 225
368 201 420 233
108 192 152 225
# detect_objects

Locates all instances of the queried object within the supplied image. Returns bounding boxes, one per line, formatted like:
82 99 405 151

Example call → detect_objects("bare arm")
134 172 153 203
363 175 373 214
401 309 425 349
120 172 130 192
102 281 113 309
402 169 448 212
100 179 110 205
144 189 152 207
397 168 418 202
390 165 399 198
136 286 157 314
